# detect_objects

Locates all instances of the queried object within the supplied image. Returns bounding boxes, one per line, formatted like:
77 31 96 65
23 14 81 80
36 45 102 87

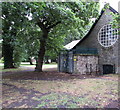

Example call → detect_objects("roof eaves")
109 6 119 14
72 12 103 49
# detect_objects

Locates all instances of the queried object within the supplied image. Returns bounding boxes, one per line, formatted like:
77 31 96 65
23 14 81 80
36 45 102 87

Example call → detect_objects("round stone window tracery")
98 24 118 47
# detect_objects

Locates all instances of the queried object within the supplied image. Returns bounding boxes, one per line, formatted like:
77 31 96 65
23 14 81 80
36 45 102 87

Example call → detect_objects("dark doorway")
103 65 114 74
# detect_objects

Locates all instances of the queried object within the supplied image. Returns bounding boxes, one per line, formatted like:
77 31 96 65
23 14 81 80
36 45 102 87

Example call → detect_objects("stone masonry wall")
74 55 98 75
74 9 119 74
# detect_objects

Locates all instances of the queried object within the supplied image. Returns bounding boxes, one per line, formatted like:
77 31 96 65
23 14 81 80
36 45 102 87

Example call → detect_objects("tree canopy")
2 2 100 71
2 3 28 68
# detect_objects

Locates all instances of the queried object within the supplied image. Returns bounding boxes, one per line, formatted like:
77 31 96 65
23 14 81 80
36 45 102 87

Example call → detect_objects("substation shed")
58 6 119 75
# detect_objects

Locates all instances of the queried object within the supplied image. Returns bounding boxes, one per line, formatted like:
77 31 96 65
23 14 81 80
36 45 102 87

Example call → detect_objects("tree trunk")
35 20 61 72
35 33 48 72
2 41 15 69
45 56 50 64
29 58 33 65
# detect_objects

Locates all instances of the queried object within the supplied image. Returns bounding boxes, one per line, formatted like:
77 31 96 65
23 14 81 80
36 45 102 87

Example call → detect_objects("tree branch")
37 20 48 32
47 21 61 30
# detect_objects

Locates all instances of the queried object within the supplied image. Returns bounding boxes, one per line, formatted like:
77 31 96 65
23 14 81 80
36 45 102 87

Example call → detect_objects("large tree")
2 2 28 68
26 2 100 72
2 2 99 71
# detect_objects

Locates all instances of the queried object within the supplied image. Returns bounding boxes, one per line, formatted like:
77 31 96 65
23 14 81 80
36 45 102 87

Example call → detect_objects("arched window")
98 24 118 47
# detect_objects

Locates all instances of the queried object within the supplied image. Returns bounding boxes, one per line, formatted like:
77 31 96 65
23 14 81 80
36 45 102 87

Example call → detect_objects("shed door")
58 53 67 72
103 65 114 74
67 52 73 73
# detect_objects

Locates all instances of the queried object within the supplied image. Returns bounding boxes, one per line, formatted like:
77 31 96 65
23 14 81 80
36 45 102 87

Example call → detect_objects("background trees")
2 3 27 68
2 1 100 71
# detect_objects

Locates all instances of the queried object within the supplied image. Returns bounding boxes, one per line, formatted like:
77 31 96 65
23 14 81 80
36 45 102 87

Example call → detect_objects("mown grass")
0 66 25 72
0 62 57 72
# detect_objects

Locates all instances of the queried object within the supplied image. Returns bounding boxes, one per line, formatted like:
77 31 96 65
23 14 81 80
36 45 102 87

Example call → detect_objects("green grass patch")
36 92 102 108
1 62 57 72
1 68 24 72
0 66 3 70
36 92 84 108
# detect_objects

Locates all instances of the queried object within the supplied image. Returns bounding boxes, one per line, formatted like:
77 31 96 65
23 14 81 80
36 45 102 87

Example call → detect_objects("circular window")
98 24 118 47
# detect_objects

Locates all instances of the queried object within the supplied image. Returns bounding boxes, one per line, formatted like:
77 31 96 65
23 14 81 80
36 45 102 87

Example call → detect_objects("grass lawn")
2 69 119 108
0 62 57 72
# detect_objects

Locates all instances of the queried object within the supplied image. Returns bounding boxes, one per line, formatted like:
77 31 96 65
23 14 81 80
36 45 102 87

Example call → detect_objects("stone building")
58 5 119 75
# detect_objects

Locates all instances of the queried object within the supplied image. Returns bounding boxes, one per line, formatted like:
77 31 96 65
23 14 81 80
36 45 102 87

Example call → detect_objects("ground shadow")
2 69 101 81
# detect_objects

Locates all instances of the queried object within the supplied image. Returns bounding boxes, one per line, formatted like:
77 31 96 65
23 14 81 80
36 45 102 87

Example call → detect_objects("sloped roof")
70 5 118 50
64 40 80 50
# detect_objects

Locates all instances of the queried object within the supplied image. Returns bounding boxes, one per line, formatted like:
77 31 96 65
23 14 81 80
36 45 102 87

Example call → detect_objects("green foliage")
2 2 100 68
103 4 119 35
2 2 29 67
0 57 4 63
110 13 120 34
13 46 24 67
29 2 99 57
62 2 100 44
22 24 40 60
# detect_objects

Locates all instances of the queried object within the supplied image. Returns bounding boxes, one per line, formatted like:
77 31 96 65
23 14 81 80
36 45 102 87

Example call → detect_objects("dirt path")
20 64 58 71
